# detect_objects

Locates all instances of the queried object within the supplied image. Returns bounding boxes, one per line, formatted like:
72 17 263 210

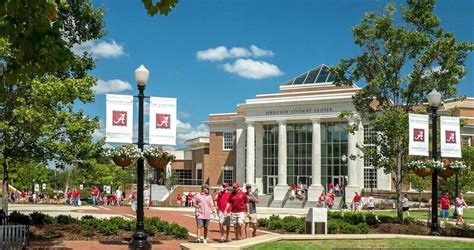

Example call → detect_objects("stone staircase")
150 184 170 203
256 194 273 207
283 197 305 208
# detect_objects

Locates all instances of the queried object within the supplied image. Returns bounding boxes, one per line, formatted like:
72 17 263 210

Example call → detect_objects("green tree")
331 0 474 223
0 0 105 213
406 172 431 208
440 146 474 194
142 0 178 16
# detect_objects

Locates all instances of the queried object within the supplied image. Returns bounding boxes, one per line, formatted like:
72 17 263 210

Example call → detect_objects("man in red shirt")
215 183 232 242
439 191 451 226
352 192 362 213
91 186 99 207
66 189 72 206
225 182 249 240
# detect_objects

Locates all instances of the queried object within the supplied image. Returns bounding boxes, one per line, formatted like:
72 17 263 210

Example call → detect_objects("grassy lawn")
372 208 474 224
248 239 474 250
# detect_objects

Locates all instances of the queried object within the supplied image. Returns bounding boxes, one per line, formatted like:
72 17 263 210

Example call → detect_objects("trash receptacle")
305 207 327 234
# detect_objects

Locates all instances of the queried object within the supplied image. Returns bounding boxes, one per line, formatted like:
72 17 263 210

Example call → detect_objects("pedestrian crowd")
191 182 259 244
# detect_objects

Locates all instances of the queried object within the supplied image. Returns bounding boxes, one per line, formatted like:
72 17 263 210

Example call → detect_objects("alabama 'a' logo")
156 114 171 129
445 130 456 144
112 111 127 126
413 128 424 142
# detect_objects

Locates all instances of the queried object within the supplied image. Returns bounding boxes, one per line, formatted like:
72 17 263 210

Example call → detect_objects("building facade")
170 64 474 203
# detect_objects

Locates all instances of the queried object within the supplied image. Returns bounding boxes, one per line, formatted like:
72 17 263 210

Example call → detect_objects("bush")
328 219 369 234
282 216 298 224
9 211 30 225
267 218 283 230
109 217 133 231
268 214 280 221
377 215 396 224
257 218 268 227
403 216 417 225
30 212 53 225
145 222 158 236
96 219 119 236
56 215 78 225
343 212 364 225
328 211 344 220
464 197 474 205
419 197 428 203
364 213 378 226
80 216 100 230
282 220 300 233
172 226 189 239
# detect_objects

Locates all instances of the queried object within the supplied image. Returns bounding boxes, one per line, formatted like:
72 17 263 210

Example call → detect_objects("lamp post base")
129 230 151 250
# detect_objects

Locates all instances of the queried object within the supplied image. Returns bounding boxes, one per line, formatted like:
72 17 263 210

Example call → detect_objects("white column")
308 118 324 203
277 120 287 186
311 118 322 186
255 123 264 193
246 121 255 186
236 126 246 185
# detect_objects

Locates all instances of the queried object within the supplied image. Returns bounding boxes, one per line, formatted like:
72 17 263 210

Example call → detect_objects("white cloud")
178 111 192 119
176 120 208 146
72 40 125 59
93 79 132 94
222 59 283 80
196 45 274 61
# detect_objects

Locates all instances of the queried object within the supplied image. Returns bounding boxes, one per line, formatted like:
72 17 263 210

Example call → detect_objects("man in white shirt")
367 193 375 213
115 187 122 206
144 187 151 209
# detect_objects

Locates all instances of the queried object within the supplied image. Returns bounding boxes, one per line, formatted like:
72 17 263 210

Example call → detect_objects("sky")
82 0 474 148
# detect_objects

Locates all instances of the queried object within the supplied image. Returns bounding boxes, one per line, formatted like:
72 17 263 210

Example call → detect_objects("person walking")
366 193 375 213
91 186 99 207
177 194 183 207
225 182 249 241
334 183 341 197
455 192 468 225
351 192 362 213
326 192 335 210
215 183 232 242
439 191 451 226
115 187 123 206
193 184 216 244
66 189 72 206
244 184 259 238
144 186 151 209
401 194 410 217
73 188 80 207
318 192 326 208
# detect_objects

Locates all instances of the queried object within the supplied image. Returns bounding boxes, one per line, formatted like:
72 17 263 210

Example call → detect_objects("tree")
0 0 105 213
331 0 474 223
142 0 178 16
406 172 431 209
440 146 474 194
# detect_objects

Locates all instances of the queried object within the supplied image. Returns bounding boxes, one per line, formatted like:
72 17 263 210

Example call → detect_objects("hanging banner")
440 116 462 158
149 97 177 146
106 94 134 143
409 114 429 156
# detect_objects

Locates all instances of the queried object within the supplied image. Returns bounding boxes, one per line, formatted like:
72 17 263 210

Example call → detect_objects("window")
263 124 278 193
196 169 202 180
173 169 192 185
287 123 312 186
363 125 377 189
321 122 349 190
223 166 234 184
223 132 234 150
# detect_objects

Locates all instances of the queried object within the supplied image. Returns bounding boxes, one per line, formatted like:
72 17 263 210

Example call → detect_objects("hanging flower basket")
438 167 455 179
414 168 433 178
143 146 176 169
113 156 133 167
425 159 445 171
450 160 468 171
104 145 142 168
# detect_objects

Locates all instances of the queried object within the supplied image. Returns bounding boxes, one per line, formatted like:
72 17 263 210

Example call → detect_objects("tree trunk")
2 159 9 214
396 153 404 224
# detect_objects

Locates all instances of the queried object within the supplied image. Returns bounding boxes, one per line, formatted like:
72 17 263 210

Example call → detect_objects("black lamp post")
341 155 348 209
453 172 459 218
129 65 152 249
428 89 441 236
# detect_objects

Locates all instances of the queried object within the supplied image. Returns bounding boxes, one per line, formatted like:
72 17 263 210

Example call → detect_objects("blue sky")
82 0 474 147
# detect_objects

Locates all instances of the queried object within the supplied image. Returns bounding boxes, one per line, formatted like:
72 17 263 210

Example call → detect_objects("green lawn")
248 239 474 250
372 208 474 224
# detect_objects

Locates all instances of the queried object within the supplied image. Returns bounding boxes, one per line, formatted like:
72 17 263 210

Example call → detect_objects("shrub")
9 211 30 225
328 211 344 220
80 216 100 230
96 219 119 236
297 220 306 234
403 216 417 225
172 226 189 239
282 220 300 233
364 213 378 226
268 214 280 221
343 212 364 225
145 222 158 236
377 215 396 224
109 217 133 231
30 212 53 225
267 218 283 230
282 216 299 224
419 197 428 203
257 218 268 227
56 215 78 225
328 219 369 234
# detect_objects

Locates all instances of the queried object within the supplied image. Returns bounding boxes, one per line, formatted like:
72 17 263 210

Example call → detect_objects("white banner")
149 97 177 146
441 116 462 158
106 94 134 144
409 114 429 156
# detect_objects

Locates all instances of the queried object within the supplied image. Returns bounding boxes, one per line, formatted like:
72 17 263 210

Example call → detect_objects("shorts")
456 207 464 216
218 211 231 225
441 209 449 218
368 206 374 210
245 213 257 224
353 202 360 208
144 198 150 205
403 207 409 212
196 218 209 228
231 212 246 225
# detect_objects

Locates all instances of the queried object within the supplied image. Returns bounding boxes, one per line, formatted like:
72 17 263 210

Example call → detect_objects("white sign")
42 183 46 190
34 184 39 192
441 116 462 158
409 114 429 156
80 184 84 190
149 97 177 146
106 94 134 143
104 185 111 194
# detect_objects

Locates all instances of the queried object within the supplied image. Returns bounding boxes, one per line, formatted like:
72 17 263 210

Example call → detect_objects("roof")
281 64 335 86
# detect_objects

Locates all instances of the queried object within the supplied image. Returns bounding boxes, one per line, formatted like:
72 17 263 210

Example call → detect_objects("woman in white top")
402 194 410 217
367 194 375 213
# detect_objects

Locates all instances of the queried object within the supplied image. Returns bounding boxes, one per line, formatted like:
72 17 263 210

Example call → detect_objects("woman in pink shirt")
193 184 216 244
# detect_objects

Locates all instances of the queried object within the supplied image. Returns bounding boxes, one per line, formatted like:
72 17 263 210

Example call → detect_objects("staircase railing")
281 189 292 208
267 194 274 207
302 192 309 208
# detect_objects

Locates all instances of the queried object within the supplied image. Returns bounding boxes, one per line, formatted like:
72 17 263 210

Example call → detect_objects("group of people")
192 182 258 244
176 192 197 207
427 191 469 226
289 183 307 200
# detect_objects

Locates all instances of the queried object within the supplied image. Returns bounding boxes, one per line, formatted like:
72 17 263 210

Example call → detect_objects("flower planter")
147 157 169 169
112 156 133 167
438 167 455 179
414 168 433 178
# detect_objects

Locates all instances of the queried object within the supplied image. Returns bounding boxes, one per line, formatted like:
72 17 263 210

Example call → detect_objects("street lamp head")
135 64 149 87
427 89 442 107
